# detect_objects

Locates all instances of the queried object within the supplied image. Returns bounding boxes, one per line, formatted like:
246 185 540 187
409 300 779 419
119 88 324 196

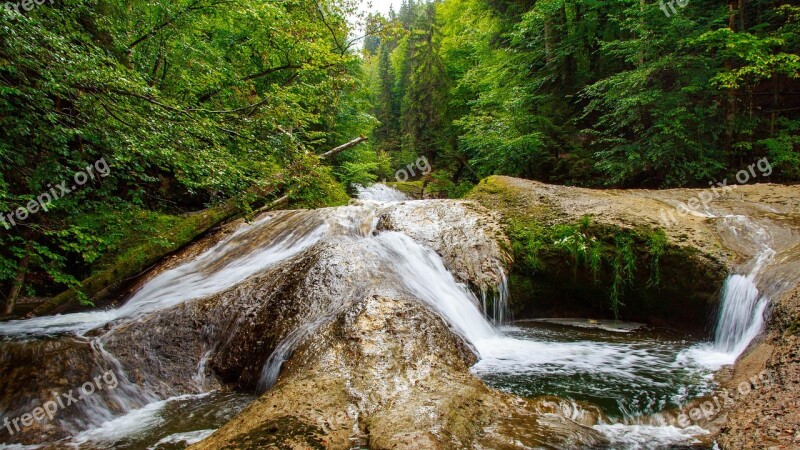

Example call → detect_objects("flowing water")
352 185 774 448
670 214 774 381
0 184 776 449
353 184 410 202
474 322 710 417
65 391 255 450
0 214 328 339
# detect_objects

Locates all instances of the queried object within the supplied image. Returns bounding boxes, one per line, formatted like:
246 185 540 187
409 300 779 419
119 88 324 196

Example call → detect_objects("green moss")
505 215 665 318
32 204 237 315
31 165 352 316
466 176 726 328
385 181 425 199
289 163 350 208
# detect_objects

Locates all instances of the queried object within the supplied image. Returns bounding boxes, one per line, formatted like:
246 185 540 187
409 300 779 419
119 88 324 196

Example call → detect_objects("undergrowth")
508 215 668 318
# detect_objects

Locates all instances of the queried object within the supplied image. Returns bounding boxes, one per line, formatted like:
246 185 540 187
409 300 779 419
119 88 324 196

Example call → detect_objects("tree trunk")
639 0 646 67
726 2 739 165
544 19 554 70
3 251 30 316
771 78 779 136
319 136 369 159
739 0 745 32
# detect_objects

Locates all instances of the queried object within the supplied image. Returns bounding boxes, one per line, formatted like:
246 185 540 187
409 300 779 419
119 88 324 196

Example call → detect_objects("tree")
402 2 448 164
0 0 375 311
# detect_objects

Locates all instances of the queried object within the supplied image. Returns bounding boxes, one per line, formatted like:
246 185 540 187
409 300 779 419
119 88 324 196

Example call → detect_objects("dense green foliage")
364 0 799 188
1 0 798 314
0 0 376 309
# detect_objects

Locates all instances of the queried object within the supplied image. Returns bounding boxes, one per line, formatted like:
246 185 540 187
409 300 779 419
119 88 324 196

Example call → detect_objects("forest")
0 0 798 314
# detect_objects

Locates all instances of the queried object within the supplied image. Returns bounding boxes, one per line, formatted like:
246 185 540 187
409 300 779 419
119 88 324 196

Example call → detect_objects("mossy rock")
384 181 425 199
467 176 728 332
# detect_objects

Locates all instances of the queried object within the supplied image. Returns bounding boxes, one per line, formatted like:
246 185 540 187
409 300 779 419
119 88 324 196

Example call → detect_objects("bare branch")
319 136 369 159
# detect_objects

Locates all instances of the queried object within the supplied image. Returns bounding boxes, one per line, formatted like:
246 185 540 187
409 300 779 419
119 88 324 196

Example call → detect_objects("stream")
0 184 774 449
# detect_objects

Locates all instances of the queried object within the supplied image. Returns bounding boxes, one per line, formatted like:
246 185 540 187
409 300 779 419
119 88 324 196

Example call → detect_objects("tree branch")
315 2 346 55
319 136 369 159
195 63 300 104
127 0 234 52
252 136 369 216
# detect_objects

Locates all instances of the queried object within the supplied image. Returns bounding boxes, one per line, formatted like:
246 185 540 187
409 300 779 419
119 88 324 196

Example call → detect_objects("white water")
353 183 411 202
0 214 327 338
349 184 761 447
258 315 333 391
0 185 777 449
149 429 215 448
369 231 497 342
474 334 678 385
257 229 499 391
592 423 709 449
0 212 327 447
679 216 774 370
51 390 253 449
66 394 196 446
349 188 717 447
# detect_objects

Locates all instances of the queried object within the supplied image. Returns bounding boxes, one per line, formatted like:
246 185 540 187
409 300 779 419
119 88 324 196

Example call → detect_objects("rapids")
0 183 779 449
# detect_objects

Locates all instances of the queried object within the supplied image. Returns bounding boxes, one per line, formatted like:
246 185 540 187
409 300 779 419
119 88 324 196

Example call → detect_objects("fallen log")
319 135 368 159
252 136 368 216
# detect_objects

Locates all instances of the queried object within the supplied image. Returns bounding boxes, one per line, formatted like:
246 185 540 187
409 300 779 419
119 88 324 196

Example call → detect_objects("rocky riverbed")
1 178 798 449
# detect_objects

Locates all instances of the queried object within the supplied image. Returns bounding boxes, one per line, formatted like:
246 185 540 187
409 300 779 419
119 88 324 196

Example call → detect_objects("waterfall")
369 231 497 343
480 273 510 325
713 275 767 354
0 211 327 338
1 182 765 449
679 216 774 369
711 214 775 355
353 183 411 202
256 229 500 392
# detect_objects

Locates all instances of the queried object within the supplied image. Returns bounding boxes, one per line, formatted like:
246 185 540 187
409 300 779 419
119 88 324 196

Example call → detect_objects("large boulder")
190 295 607 450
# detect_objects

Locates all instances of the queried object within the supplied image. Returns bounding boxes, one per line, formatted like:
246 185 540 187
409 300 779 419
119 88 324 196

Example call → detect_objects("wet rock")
466 176 800 330
0 200 520 445
714 282 800 449
467 176 800 449
190 296 606 450
376 200 512 291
